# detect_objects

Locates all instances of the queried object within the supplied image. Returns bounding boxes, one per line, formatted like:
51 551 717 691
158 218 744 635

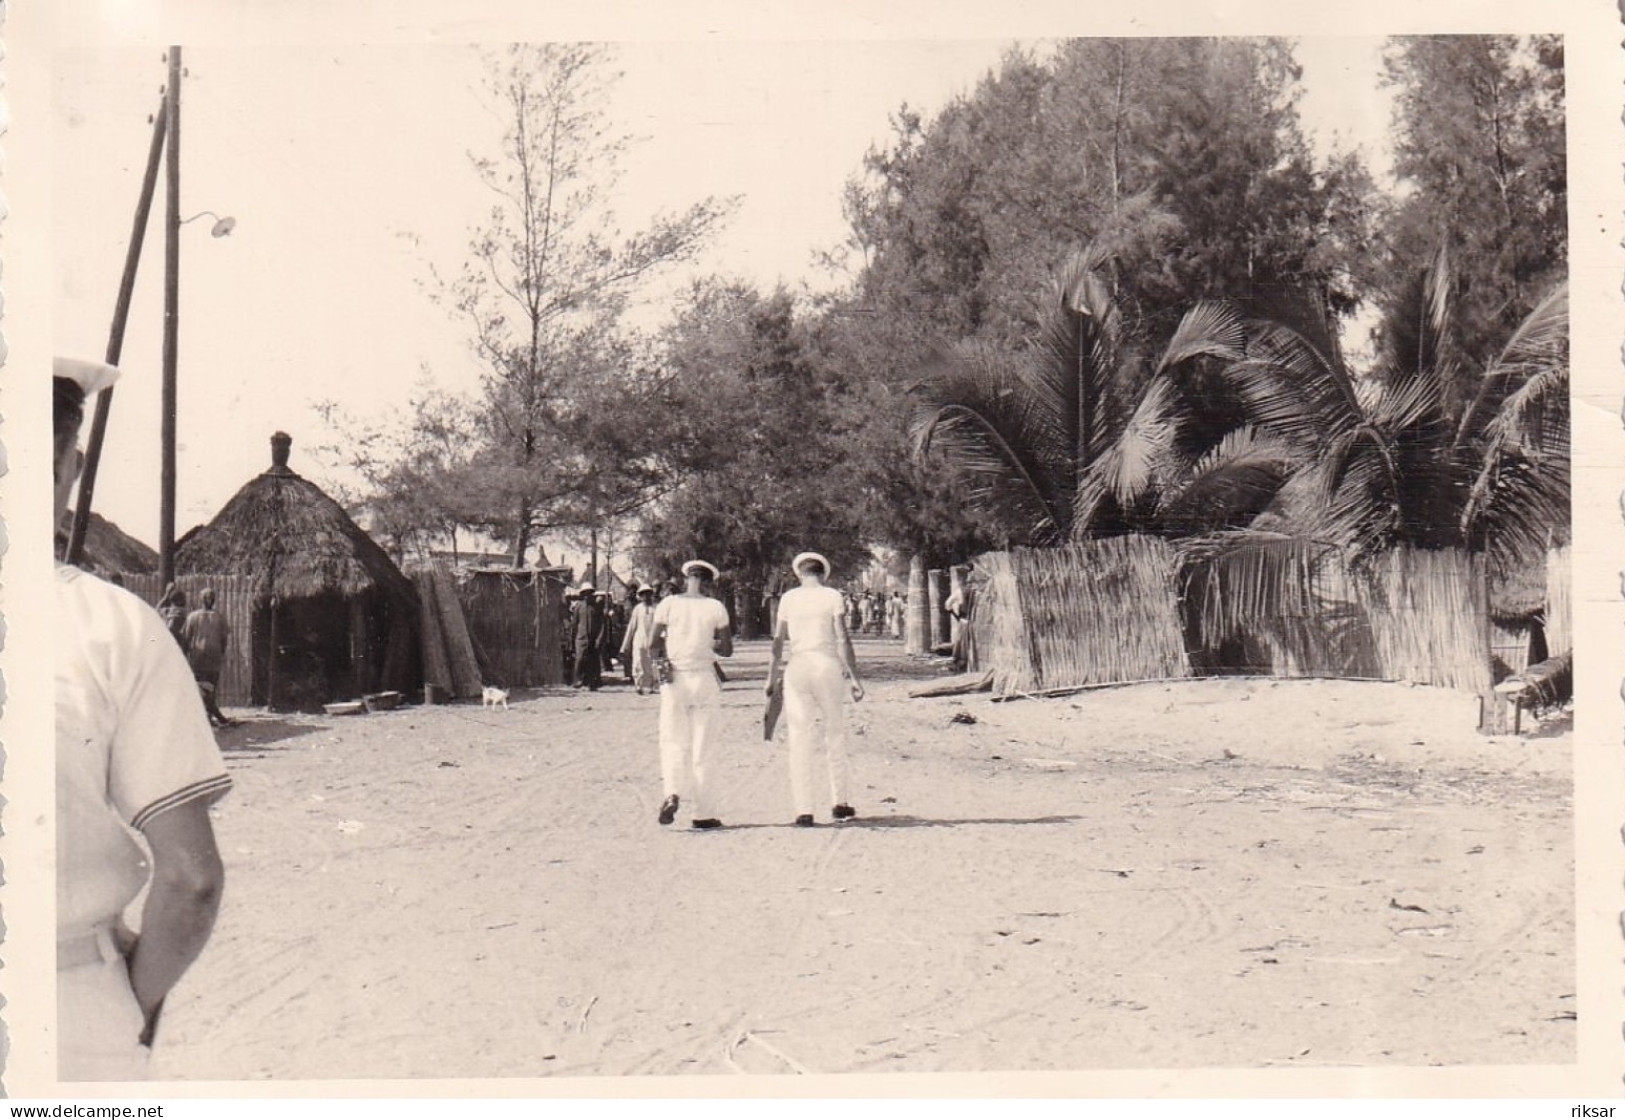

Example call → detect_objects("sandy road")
150 638 1574 1081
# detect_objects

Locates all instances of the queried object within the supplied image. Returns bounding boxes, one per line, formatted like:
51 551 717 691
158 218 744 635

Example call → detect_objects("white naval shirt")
776 584 846 658
55 565 232 937
652 593 730 672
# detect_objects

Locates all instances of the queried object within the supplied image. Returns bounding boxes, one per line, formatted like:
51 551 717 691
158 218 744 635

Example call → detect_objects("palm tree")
1220 248 1569 573
911 246 1300 544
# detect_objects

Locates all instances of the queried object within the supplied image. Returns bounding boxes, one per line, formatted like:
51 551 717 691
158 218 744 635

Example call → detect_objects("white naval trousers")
658 667 721 819
58 929 151 1081
784 651 852 817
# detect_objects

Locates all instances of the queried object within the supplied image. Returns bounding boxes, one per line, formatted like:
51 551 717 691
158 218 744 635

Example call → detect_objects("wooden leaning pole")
65 93 171 566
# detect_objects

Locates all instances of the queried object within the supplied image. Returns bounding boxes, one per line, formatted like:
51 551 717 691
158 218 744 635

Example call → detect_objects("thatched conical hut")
56 512 159 577
176 432 420 711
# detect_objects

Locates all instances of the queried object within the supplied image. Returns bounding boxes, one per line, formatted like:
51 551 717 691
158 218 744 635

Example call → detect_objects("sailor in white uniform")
649 560 733 829
54 358 231 1080
766 552 864 827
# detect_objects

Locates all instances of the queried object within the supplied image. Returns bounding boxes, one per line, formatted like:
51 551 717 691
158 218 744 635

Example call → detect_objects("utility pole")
159 45 182 586
66 96 168 566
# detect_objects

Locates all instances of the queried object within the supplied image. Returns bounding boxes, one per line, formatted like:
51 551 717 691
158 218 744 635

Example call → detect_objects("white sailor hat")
54 357 122 397
636 582 655 595
791 551 831 576
681 559 719 581
577 581 595 594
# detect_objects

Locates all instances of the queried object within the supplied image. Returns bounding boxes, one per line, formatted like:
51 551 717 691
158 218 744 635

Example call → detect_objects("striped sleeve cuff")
130 774 234 832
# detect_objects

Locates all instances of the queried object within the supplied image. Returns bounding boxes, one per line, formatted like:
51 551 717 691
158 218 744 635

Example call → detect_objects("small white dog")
481 686 510 710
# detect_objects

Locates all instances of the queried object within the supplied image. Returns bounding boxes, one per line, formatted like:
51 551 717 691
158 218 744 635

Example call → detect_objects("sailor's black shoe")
658 795 679 826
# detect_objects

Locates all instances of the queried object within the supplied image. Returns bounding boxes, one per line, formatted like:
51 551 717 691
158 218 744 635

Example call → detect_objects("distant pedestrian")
766 551 864 827
649 560 733 830
156 584 187 647
569 583 605 690
181 588 234 728
946 578 976 673
621 583 659 694
887 591 904 640
595 591 621 683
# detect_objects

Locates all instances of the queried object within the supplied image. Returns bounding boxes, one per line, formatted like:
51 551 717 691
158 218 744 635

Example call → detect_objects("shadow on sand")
217 717 329 752
716 813 1082 832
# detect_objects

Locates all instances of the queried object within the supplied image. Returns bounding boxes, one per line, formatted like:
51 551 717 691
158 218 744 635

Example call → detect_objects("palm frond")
1155 428 1298 535
910 342 1073 540
1156 301 1247 374
1034 248 1125 466
1380 244 1453 385
1454 280 1569 448
1220 323 1363 451
1070 374 1180 534
1175 531 1334 647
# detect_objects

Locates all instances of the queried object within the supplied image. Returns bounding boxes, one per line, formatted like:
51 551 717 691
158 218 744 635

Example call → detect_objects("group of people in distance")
846 587 904 640
649 552 865 831
563 576 684 693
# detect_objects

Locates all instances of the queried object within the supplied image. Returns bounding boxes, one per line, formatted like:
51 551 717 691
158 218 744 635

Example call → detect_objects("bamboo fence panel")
974 551 1036 695
124 573 256 707
454 569 566 688
413 570 455 698
535 577 567 684
1181 538 1380 679
1007 536 1190 694
1358 547 1489 694
1546 545 1572 655
433 565 482 695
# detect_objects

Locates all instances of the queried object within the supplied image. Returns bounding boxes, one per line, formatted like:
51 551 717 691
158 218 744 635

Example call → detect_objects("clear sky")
52 36 1395 551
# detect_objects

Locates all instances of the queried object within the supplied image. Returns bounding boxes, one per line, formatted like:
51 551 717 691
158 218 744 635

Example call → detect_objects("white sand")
151 639 1574 1080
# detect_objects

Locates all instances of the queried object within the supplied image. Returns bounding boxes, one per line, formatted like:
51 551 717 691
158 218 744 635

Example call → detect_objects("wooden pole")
159 46 182 586
66 96 169 566
904 554 929 655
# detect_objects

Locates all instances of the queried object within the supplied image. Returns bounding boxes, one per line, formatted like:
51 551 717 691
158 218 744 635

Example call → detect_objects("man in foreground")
765 552 864 827
54 358 232 1080
648 560 733 830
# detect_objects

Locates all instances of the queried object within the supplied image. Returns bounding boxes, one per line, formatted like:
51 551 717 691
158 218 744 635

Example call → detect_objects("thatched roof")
176 432 416 607
57 512 159 575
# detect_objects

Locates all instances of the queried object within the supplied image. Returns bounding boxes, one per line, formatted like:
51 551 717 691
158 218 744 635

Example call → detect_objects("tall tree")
439 44 735 564
1380 35 1566 366
633 282 869 585
839 38 1378 356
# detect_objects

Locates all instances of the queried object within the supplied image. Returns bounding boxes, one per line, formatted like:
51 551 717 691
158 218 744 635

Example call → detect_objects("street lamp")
181 210 237 237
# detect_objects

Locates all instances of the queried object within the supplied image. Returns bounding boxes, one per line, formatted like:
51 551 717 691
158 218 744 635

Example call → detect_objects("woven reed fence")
970 537 1491 697
974 537 1189 695
123 573 256 707
454 568 566 688
971 551 1033 692
1546 545 1572 655
1357 547 1489 694
1180 536 1381 680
